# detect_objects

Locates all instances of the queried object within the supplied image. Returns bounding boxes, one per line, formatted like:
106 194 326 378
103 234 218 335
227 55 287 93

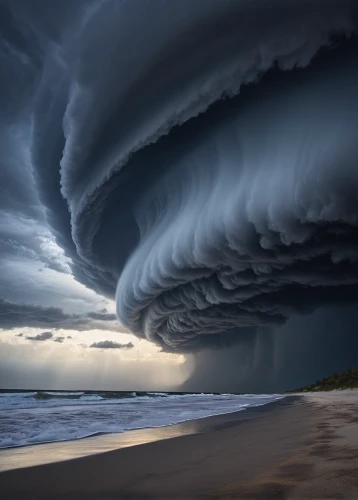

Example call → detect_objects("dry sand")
0 391 357 499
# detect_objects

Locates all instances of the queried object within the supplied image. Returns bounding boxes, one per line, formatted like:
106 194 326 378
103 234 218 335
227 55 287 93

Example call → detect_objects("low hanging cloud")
26 331 53 341
1 0 358 358
86 312 117 321
0 298 127 333
89 340 134 350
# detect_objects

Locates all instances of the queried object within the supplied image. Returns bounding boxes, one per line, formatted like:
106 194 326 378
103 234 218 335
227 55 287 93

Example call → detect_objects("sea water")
0 390 283 449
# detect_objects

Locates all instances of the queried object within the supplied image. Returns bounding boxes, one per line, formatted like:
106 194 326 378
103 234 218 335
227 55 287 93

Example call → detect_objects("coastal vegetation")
290 368 358 392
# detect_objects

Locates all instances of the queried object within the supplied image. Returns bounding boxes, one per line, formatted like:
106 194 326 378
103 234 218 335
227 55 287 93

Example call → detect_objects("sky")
1 0 358 392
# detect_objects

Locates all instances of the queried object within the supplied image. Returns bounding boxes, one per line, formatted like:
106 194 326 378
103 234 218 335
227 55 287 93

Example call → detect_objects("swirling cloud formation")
3 0 358 351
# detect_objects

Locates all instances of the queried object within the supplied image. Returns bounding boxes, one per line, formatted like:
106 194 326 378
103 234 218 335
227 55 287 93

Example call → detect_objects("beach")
1 391 358 499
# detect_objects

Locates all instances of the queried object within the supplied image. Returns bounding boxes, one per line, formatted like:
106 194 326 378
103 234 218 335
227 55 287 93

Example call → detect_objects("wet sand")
1 391 358 499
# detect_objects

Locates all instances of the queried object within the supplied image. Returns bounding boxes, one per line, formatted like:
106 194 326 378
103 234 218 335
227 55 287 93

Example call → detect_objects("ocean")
0 390 283 449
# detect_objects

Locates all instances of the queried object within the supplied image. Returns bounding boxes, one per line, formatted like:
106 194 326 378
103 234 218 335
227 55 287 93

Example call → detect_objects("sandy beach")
1 391 358 499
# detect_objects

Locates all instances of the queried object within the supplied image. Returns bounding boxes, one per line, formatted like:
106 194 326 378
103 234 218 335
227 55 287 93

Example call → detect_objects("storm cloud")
2 0 358 361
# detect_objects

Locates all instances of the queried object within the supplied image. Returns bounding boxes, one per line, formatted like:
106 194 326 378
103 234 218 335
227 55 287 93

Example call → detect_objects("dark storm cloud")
86 312 117 321
89 340 134 350
2 0 358 358
0 0 116 299
0 215 70 274
183 305 358 393
26 331 53 341
0 298 126 333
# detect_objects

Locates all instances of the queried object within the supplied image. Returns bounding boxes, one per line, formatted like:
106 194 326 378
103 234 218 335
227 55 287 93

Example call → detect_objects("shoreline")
0 395 286 472
1 391 358 499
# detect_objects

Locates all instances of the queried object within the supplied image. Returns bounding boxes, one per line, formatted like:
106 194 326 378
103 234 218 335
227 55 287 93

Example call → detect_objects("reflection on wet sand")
0 419 203 472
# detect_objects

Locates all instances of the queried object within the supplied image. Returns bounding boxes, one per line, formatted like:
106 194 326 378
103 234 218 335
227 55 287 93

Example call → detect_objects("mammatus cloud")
0 298 126 333
2 0 358 355
90 341 134 350
26 331 53 341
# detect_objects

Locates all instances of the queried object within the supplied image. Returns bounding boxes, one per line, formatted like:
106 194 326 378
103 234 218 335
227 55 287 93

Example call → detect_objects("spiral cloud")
3 0 358 352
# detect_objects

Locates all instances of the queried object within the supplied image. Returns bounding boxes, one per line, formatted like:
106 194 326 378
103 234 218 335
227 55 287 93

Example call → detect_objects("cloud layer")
0 298 126 333
2 0 358 353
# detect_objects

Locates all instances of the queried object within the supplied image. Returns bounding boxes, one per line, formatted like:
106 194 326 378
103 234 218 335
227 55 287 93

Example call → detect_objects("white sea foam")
0 391 284 448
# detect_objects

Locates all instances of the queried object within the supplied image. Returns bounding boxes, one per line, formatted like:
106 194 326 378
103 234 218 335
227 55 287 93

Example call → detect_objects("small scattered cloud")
53 336 65 343
89 340 134 350
15 332 23 337
26 331 53 341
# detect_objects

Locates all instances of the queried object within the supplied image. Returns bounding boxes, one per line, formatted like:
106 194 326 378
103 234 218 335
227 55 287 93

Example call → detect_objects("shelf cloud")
2 0 358 359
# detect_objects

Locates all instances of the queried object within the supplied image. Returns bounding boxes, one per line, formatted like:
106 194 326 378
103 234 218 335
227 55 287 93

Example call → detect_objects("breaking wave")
0 390 283 448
